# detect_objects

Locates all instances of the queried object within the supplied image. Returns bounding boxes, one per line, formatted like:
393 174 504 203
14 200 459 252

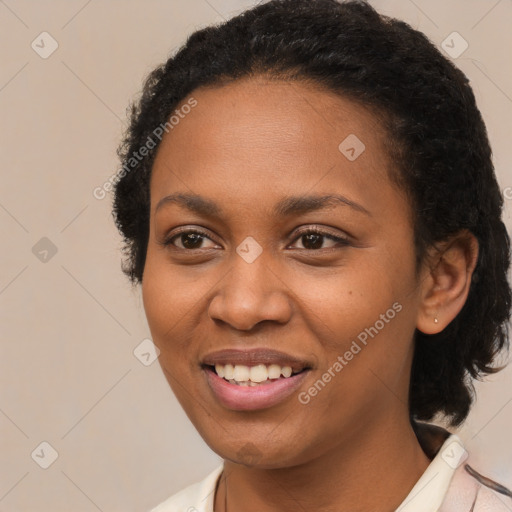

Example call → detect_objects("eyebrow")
155 192 371 217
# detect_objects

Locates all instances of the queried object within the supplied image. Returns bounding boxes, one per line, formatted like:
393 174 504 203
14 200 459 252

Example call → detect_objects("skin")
142 76 479 512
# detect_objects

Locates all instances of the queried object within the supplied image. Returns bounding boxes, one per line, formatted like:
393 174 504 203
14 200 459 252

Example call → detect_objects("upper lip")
201 348 312 373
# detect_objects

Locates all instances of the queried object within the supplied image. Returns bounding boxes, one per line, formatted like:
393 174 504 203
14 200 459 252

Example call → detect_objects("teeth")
250 364 268 383
227 379 260 386
233 365 250 382
281 366 292 378
268 364 281 379
213 363 298 384
224 364 234 380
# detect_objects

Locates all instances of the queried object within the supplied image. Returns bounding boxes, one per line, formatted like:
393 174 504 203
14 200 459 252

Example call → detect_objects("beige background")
0 0 511 510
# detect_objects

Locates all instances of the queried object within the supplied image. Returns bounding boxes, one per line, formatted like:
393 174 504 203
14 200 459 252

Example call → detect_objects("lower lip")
203 367 309 411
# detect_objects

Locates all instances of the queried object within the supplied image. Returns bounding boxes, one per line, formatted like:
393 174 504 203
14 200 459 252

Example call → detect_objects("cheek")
141 258 203 394
141 251 198 351
300 264 397 339
300 255 417 386
315 276 416 402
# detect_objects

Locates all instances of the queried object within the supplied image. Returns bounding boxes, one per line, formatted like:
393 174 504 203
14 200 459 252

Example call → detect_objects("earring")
434 316 439 324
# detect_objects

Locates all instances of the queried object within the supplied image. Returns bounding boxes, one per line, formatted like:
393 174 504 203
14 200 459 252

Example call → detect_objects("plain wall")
1 0 511 510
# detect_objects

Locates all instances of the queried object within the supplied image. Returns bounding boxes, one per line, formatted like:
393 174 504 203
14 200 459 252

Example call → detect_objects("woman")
112 0 512 510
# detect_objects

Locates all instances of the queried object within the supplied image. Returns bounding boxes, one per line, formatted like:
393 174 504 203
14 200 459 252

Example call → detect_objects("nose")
207 253 293 331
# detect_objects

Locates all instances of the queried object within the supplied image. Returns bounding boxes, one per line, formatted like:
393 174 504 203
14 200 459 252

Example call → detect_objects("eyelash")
160 227 350 252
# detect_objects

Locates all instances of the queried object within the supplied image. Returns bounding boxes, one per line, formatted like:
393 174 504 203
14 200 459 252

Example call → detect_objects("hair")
112 0 511 426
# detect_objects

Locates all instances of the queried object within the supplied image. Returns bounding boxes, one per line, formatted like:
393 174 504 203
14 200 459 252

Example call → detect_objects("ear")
416 229 479 335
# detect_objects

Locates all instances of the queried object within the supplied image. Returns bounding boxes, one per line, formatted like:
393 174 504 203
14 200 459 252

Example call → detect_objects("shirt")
150 422 512 512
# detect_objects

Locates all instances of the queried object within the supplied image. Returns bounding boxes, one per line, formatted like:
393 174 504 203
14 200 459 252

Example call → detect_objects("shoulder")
440 462 512 512
412 420 512 511
149 465 223 512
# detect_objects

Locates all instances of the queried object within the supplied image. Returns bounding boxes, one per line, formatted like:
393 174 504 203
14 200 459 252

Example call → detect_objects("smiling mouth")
201 349 312 410
204 363 307 386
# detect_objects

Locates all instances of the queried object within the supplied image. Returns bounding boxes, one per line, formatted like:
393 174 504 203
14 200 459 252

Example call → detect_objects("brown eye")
300 232 324 250
290 229 350 250
163 229 218 250
176 232 205 249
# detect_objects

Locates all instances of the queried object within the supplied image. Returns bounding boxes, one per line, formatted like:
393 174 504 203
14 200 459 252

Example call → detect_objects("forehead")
168 76 386 151
149 76 396 212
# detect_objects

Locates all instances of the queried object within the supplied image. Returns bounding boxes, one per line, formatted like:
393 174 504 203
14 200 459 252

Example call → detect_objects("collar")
397 421 463 512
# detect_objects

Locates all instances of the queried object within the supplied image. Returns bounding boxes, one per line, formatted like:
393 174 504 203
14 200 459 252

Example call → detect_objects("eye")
161 228 219 250
289 227 350 250
160 226 350 252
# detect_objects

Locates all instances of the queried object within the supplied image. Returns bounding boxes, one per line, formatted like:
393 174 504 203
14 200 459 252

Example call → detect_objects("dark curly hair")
112 0 511 426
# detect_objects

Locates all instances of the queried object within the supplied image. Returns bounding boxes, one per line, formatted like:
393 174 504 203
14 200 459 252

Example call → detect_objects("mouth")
204 362 305 386
201 349 312 410
205 364 306 387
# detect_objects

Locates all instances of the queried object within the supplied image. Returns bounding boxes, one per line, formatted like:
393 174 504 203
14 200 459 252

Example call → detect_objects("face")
142 76 425 468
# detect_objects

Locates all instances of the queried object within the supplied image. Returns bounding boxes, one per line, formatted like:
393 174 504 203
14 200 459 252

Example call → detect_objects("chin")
202 432 312 469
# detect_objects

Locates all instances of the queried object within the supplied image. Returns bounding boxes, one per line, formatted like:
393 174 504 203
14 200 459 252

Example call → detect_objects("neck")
215 415 431 512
